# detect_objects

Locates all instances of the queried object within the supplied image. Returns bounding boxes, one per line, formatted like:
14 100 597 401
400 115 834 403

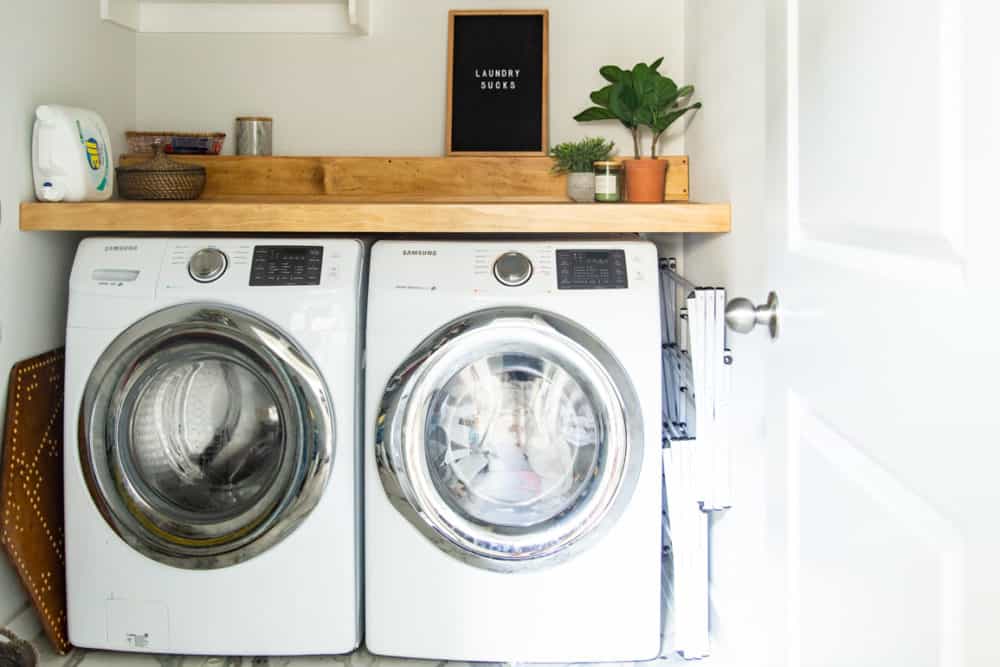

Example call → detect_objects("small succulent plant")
548 137 616 174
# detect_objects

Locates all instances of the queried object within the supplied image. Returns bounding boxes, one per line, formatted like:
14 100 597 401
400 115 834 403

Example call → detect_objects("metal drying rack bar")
659 258 697 443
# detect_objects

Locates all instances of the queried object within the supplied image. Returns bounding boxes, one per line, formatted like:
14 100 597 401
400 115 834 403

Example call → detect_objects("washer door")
80 303 334 569
376 308 642 571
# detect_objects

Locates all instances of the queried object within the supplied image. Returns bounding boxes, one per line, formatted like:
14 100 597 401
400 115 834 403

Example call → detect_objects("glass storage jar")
593 161 623 202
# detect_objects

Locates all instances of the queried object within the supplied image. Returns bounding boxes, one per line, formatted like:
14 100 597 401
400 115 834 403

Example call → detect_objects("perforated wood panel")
0 349 70 655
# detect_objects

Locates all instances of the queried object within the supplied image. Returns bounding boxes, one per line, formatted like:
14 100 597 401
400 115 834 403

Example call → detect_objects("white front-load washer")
366 239 662 662
64 237 363 655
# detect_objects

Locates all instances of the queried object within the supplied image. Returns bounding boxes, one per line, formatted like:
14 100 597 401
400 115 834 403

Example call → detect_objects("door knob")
725 292 779 339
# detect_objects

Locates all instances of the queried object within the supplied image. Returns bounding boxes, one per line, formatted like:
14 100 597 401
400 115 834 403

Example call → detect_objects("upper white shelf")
100 0 371 35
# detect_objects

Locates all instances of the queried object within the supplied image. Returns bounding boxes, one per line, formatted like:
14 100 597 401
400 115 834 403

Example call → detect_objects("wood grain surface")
117 155 691 202
19 200 730 233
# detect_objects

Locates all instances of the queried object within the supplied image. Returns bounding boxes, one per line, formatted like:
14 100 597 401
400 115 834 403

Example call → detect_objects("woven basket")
116 142 206 200
0 629 37 667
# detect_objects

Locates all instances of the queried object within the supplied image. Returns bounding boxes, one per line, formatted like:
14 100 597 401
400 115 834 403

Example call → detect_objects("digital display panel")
556 249 628 290
250 246 323 286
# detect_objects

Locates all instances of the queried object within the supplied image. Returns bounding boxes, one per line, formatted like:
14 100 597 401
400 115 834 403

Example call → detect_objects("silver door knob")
725 292 779 339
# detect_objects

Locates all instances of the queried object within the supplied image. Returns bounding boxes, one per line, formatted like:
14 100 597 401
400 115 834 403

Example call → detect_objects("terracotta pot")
623 159 668 203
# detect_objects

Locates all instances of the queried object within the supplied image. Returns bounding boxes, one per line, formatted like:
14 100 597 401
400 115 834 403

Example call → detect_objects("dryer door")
80 303 334 569
376 308 642 571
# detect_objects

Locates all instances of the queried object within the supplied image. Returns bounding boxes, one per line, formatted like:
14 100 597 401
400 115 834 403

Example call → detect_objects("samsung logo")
402 250 437 256
105 244 138 252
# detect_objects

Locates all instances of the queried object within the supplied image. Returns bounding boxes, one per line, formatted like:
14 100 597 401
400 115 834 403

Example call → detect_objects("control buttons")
493 252 534 287
188 247 228 283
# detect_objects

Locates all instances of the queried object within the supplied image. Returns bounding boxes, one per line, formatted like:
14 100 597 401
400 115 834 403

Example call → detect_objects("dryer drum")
79 303 335 569
376 307 643 571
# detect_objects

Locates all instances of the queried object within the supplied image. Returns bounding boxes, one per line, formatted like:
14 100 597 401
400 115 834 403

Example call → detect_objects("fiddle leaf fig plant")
574 58 701 159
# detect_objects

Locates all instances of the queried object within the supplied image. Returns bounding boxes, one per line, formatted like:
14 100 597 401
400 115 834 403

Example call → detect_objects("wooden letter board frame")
446 10 549 156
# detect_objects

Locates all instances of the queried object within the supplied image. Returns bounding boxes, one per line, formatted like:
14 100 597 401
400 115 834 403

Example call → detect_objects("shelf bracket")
348 0 372 35
100 0 139 31
101 0 373 35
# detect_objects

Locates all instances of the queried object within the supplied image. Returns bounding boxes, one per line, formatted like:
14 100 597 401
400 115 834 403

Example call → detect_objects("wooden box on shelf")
19 155 730 234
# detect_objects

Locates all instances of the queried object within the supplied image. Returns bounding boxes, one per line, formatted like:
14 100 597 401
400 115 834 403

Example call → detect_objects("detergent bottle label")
76 120 109 192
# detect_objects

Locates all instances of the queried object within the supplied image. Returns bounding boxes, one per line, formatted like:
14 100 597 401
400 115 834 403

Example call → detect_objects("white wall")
135 0 687 157
0 0 135 627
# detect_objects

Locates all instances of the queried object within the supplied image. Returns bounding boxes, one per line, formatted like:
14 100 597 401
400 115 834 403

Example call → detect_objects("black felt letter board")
447 11 548 155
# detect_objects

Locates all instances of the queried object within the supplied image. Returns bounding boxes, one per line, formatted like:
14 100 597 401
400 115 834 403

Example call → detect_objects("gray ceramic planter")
567 172 596 202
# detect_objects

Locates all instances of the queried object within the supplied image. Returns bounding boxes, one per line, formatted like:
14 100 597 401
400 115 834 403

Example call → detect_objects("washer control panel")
493 251 534 287
556 249 628 290
188 247 228 283
250 245 324 286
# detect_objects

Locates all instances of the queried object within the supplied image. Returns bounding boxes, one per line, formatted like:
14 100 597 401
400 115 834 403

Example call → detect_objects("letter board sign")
446 10 549 156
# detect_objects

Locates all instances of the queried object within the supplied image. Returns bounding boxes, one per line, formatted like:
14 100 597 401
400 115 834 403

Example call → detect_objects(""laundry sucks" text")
475 68 521 91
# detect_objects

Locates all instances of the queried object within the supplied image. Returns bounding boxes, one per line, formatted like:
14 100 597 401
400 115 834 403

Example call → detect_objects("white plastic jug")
32 105 114 202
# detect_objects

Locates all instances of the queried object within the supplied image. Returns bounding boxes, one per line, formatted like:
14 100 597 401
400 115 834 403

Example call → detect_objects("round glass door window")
126 357 282 521
426 353 600 528
81 304 334 569
376 308 642 570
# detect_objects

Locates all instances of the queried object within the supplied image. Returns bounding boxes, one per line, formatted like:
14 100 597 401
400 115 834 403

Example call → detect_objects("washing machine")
365 239 662 662
64 237 364 655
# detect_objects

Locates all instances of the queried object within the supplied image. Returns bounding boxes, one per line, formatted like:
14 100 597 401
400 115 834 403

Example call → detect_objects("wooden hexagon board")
0 349 71 654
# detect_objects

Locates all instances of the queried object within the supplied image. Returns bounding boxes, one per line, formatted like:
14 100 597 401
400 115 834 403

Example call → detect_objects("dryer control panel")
249 245 324 286
555 249 628 290
157 239 347 293
372 241 654 296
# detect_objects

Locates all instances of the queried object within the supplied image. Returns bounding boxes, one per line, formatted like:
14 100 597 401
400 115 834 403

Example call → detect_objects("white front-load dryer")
366 240 662 662
64 237 363 655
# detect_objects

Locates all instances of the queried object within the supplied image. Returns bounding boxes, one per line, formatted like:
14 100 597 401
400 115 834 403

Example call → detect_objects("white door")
683 1 1000 665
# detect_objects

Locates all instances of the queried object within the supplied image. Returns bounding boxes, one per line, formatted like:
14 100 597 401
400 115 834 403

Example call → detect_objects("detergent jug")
32 105 114 202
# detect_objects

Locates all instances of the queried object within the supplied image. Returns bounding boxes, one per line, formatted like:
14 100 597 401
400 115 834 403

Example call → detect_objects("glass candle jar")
593 161 623 202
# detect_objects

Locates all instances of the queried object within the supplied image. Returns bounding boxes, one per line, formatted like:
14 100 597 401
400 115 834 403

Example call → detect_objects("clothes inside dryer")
425 351 601 529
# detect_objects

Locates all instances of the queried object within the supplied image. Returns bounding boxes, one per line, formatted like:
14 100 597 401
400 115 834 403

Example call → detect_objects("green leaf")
649 57 664 71
653 76 679 107
651 102 703 133
573 106 618 122
635 107 654 126
590 84 614 107
609 84 638 127
613 81 639 111
599 65 624 83
632 62 653 97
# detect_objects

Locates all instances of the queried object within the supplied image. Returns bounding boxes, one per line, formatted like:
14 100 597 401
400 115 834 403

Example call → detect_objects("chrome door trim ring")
80 303 335 569
375 307 643 572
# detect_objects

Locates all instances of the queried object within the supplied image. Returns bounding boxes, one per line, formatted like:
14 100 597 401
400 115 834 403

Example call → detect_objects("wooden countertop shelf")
18 155 730 233
18 200 731 234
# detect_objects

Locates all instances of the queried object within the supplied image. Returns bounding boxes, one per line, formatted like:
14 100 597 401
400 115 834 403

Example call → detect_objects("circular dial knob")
188 247 228 283
493 252 534 287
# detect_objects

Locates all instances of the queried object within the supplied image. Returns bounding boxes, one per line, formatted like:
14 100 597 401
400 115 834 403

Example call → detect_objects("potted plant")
549 137 616 202
574 58 701 202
